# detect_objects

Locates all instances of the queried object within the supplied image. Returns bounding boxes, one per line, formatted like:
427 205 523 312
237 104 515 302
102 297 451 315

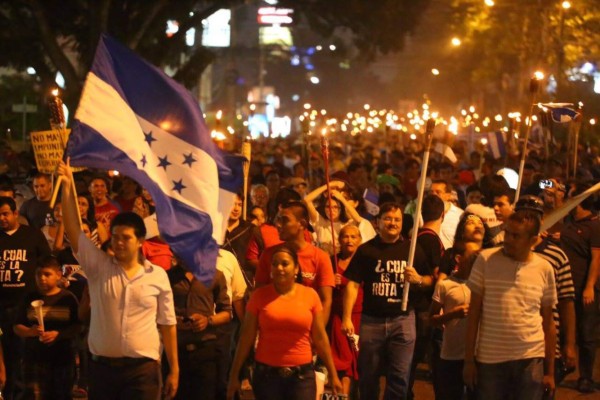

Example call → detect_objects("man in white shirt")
59 159 179 399
463 210 557 399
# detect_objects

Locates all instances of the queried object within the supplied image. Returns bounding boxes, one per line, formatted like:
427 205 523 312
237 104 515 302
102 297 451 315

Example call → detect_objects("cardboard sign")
30 129 84 174
30 129 69 174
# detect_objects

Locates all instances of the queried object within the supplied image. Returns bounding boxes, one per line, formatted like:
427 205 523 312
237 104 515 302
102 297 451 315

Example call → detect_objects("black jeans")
435 359 475 400
252 363 316 400
176 341 218 400
89 357 161 400
575 290 598 381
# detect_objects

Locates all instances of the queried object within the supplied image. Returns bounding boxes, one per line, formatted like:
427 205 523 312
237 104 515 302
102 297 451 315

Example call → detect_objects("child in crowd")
429 241 479 400
13 256 80 400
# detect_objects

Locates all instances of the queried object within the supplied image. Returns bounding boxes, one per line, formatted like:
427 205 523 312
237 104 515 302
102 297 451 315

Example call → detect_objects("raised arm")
303 181 345 223
58 159 82 253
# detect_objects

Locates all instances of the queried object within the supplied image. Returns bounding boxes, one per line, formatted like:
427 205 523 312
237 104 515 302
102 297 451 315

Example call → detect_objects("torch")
514 71 544 204
48 88 67 209
402 119 436 312
241 138 252 220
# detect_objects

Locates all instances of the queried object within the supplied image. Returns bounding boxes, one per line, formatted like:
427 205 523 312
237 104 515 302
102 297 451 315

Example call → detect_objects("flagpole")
572 103 583 179
48 89 83 227
514 73 543 204
321 129 338 274
402 119 435 312
241 139 251 220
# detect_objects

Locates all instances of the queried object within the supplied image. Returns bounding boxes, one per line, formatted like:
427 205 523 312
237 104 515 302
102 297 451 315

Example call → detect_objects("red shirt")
256 243 335 289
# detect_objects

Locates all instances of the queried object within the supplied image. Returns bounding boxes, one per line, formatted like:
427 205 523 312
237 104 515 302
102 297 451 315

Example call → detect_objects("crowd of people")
0 131 598 400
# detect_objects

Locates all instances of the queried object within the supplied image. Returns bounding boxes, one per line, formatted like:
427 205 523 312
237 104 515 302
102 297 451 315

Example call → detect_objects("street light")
484 0 495 6
431 68 440 76
451 37 462 47
561 1 571 9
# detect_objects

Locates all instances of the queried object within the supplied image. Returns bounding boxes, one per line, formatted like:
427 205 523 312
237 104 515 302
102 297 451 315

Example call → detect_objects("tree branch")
23 0 82 93
127 0 168 50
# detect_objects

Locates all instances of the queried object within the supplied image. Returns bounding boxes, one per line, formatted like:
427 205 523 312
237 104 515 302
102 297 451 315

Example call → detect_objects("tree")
0 0 430 110
448 0 600 111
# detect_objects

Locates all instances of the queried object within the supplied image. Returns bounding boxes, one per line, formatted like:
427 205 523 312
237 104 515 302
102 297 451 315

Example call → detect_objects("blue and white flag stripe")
540 103 580 123
487 131 506 159
68 35 244 284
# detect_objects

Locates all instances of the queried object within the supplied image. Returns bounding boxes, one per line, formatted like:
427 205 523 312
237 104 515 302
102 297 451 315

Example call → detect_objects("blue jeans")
358 312 416 400
477 358 544 400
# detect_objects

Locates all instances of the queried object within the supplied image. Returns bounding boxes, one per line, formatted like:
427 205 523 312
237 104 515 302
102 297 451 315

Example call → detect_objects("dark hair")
466 184 481 195
317 196 348 223
77 194 96 223
0 183 15 196
38 255 61 272
571 182 594 210
454 212 493 247
377 202 402 218
80 218 97 232
431 179 451 193
110 212 146 239
89 175 111 191
101 239 113 253
508 210 541 237
0 196 17 212
271 243 303 283
422 194 445 222
33 172 51 182
282 201 310 226
479 175 510 207
275 188 301 209
493 188 515 204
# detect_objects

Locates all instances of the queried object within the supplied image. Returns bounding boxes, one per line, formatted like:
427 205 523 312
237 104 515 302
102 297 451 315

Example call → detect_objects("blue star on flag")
172 179 186 194
182 152 197 167
157 155 171 170
144 130 157 147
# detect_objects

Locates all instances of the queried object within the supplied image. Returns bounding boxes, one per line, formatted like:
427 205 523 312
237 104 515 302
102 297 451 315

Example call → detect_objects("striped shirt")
534 239 575 358
468 248 557 364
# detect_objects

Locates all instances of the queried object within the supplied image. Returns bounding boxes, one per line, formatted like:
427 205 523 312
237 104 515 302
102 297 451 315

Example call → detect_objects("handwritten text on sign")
30 130 69 174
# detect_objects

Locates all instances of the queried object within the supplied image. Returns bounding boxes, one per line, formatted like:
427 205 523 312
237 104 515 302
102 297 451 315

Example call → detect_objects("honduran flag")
540 103 580 123
487 131 506 159
67 35 244 285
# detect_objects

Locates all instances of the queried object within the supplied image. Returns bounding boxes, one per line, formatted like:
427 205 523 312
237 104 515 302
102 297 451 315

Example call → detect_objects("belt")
91 354 154 367
255 362 313 378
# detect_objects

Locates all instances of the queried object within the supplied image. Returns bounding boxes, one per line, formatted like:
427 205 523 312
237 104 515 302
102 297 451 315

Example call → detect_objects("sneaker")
577 378 594 393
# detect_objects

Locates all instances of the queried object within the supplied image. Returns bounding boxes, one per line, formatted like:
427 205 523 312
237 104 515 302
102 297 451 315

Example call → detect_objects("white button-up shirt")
76 232 176 360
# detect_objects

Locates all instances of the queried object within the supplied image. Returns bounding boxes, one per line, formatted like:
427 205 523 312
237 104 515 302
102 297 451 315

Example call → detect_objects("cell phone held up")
539 179 554 190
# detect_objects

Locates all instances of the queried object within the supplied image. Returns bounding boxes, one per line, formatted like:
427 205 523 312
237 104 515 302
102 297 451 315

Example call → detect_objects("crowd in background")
0 129 599 399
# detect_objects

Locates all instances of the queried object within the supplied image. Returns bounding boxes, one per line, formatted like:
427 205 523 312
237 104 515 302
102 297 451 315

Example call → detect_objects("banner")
30 129 70 174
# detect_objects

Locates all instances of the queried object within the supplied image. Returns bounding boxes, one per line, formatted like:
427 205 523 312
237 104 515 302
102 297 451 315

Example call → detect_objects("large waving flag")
67 35 244 285
539 103 580 123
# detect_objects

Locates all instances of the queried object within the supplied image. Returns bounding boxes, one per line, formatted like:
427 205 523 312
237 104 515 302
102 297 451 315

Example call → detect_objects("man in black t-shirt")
559 184 600 393
342 202 431 400
0 196 51 399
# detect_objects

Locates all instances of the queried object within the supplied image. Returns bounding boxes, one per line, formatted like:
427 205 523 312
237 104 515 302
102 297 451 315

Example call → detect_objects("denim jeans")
575 290 598 381
477 358 544 400
358 311 416 400
252 364 316 400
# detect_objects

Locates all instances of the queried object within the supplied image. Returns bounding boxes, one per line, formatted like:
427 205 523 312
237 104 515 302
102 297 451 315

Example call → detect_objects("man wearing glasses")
342 202 433 400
